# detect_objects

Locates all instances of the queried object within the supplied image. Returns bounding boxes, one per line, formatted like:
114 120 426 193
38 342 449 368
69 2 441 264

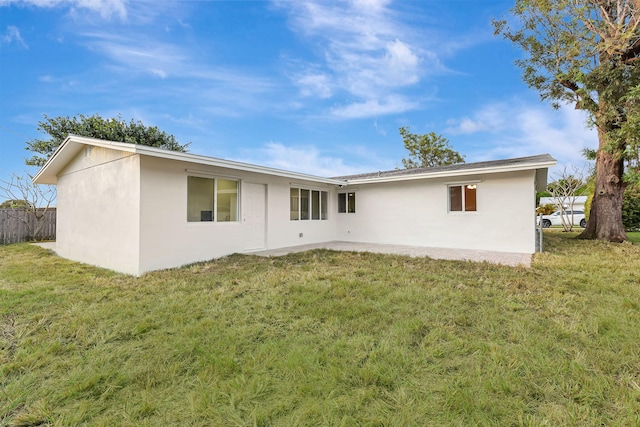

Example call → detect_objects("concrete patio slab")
248 241 531 267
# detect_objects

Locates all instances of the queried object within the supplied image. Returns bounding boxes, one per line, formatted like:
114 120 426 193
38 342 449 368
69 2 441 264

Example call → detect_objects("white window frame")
290 186 329 221
187 174 240 223
447 182 479 213
337 191 356 214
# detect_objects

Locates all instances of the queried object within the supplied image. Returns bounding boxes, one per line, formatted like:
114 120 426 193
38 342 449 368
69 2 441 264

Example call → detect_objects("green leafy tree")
26 114 190 167
399 127 465 169
0 199 30 209
494 0 640 242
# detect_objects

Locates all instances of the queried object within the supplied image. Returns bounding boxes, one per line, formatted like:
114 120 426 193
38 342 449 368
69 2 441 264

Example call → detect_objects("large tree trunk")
578 144 627 242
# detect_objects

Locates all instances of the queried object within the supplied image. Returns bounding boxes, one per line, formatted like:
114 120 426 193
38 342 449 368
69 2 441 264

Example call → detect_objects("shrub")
536 204 556 215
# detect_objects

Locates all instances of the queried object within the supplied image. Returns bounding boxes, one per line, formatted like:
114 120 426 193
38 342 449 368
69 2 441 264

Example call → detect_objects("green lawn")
2 233 640 426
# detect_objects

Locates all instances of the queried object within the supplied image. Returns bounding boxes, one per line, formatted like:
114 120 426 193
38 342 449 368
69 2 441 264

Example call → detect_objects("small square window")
338 192 356 213
448 184 477 212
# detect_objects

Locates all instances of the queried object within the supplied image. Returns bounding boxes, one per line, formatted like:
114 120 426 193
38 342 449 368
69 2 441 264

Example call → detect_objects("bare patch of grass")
1 234 640 425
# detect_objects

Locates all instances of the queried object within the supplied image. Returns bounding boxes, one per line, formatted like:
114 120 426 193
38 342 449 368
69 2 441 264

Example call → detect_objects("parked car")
538 210 587 228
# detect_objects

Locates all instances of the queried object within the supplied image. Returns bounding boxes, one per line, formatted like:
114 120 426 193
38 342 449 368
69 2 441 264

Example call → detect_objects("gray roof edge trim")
344 160 557 185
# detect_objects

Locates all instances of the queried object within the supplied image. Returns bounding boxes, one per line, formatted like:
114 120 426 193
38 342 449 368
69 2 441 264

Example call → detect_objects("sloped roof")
33 135 556 187
32 135 346 185
334 154 556 184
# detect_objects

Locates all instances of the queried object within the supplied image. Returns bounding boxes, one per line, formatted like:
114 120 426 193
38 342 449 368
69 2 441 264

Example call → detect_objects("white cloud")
383 39 419 84
450 118 489 134
81 32 273 94
448 101 598 172
239 142 373 177
373 120 387 136
1 26 28 48
330 95 418 119
151 69 167 79
446 103 508 134
296 72 333 98
100 49 172 79
350 0 392 12
82 32 184 77
511 105 596 165
2 0 128 20
275 0 435 117
29 27 276 117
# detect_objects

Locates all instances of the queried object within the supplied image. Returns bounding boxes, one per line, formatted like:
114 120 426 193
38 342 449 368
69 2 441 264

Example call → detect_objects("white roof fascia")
33 136 139 184
66 135 139 152
32 135 69 184
33 135 345 186
344 160 557 185
132 144 345 185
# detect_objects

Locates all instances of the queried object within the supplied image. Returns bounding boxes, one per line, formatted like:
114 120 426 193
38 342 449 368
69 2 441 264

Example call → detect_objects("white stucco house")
33 135 556 275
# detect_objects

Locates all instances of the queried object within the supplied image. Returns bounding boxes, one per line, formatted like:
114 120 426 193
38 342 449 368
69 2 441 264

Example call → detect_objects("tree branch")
558 78 580 92
622 37 640 62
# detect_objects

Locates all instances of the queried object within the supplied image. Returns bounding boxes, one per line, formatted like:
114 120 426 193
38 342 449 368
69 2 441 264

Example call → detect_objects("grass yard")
1 234 640 426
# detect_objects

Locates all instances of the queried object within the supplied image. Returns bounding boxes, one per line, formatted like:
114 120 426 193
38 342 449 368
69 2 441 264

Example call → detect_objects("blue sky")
0 0 597 191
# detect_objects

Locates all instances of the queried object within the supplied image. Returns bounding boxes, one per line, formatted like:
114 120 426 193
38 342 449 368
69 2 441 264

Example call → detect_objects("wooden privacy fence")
0 208 56 245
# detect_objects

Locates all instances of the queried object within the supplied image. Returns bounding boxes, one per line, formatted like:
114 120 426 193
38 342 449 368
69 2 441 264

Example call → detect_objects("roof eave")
344 160 557 185
32 135 138 185
32 135 74 185
32 135 346 186
132 144 346 185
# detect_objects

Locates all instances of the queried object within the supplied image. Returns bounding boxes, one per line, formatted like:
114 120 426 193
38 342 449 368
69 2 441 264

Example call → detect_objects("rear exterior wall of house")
137 155 338 274
53 147 540 275
335 170 537 254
